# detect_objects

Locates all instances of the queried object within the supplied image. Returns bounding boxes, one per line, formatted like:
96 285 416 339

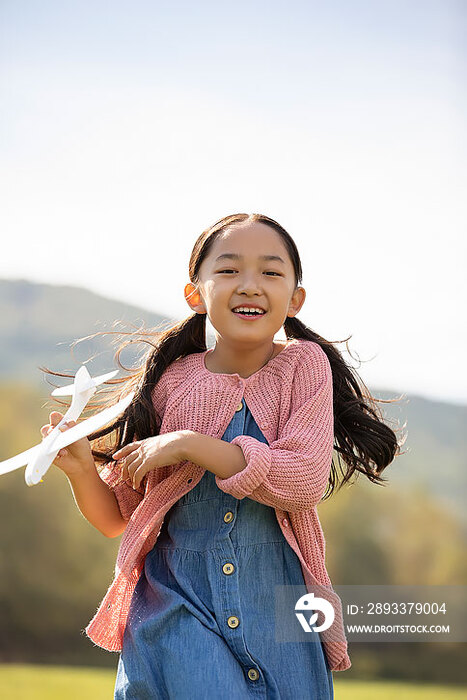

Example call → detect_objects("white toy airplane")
0 365 136 486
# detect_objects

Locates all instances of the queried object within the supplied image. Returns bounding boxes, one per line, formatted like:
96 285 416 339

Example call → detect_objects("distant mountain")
0 278 465 524
361 390 467 528
0 278 215 383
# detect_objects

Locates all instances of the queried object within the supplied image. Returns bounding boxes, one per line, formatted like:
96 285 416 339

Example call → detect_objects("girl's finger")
121 450 140 472
132 464 146 490
119 460 130 481
127 454 143 480
116 446 141 481
58 419 77 430
113 442 139 460
50 412 64 424
118 456 135 482
113 447 128 460
125 454 142 479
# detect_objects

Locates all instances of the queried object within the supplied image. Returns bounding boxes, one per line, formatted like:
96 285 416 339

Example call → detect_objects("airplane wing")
0 445 40 475
51 369 119 396
49 391 136 452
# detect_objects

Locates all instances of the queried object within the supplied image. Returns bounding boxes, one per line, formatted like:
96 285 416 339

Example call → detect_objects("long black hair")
43 213 405 501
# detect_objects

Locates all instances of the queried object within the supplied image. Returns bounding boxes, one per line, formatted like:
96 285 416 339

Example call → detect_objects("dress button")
247 668 260 681
235 401 244 412
227 615 240 628
222 562 235 575
282 518 289 527
224 511 234 523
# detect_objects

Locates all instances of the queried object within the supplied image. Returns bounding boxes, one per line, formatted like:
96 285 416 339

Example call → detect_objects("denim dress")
114 399 334 700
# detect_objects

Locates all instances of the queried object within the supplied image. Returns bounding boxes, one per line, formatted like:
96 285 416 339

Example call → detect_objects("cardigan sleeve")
214 343 334 512
98 460 145 522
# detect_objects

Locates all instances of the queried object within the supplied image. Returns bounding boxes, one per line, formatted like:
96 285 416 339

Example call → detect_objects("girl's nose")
235 276 263 293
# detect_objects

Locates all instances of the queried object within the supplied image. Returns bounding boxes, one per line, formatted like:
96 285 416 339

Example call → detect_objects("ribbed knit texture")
85 339 351 672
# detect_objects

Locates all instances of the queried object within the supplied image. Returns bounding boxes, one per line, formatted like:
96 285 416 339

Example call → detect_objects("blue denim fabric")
114 400 334 699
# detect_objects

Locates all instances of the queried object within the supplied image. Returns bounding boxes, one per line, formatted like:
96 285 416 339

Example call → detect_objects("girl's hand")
40 411 95 477
113 432 186 490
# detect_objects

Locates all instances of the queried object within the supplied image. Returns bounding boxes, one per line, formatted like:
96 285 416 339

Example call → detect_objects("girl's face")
185 222 306 345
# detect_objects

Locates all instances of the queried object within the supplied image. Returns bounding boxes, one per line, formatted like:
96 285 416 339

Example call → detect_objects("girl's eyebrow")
214 253 286 265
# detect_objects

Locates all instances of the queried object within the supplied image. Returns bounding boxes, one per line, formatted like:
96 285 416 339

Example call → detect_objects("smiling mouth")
232 309 267 319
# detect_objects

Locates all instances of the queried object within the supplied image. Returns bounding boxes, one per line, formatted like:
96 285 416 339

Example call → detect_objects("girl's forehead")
208 223 289 258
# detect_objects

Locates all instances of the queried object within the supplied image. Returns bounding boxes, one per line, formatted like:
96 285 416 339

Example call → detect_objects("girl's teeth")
233 309 264 314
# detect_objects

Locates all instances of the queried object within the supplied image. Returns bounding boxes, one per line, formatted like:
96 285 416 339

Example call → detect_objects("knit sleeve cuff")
214 435 271 499
99 461 144 522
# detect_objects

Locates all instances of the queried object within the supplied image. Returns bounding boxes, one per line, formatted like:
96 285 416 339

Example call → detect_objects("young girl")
42 213 401 699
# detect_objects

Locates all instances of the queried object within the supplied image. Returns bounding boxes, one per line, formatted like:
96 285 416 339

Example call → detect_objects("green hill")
0 278 174 382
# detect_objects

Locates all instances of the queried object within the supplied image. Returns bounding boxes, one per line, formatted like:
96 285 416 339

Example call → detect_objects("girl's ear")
184 283 206 314
287 286 306 318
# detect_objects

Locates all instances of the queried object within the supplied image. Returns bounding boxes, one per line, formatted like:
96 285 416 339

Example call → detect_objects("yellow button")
236 401 244 411
227 615 240 628
222 562 235 575
224 511 234 523
247 668 260 681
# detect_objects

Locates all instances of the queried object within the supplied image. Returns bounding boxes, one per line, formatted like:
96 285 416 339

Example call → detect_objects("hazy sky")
1 1 465 404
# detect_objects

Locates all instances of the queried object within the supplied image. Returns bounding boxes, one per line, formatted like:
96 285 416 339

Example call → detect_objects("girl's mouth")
232 309 267 321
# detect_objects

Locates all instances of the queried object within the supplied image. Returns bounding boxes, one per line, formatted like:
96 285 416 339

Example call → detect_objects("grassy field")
0 664 466 699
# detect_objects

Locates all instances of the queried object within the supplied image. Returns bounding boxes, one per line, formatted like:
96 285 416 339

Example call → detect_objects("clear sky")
0 1 465 404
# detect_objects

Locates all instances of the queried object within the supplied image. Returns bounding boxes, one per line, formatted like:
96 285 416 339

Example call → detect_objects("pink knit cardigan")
86 338 351 672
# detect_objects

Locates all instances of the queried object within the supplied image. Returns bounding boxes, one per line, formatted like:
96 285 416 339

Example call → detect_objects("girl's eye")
217 270 282 276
